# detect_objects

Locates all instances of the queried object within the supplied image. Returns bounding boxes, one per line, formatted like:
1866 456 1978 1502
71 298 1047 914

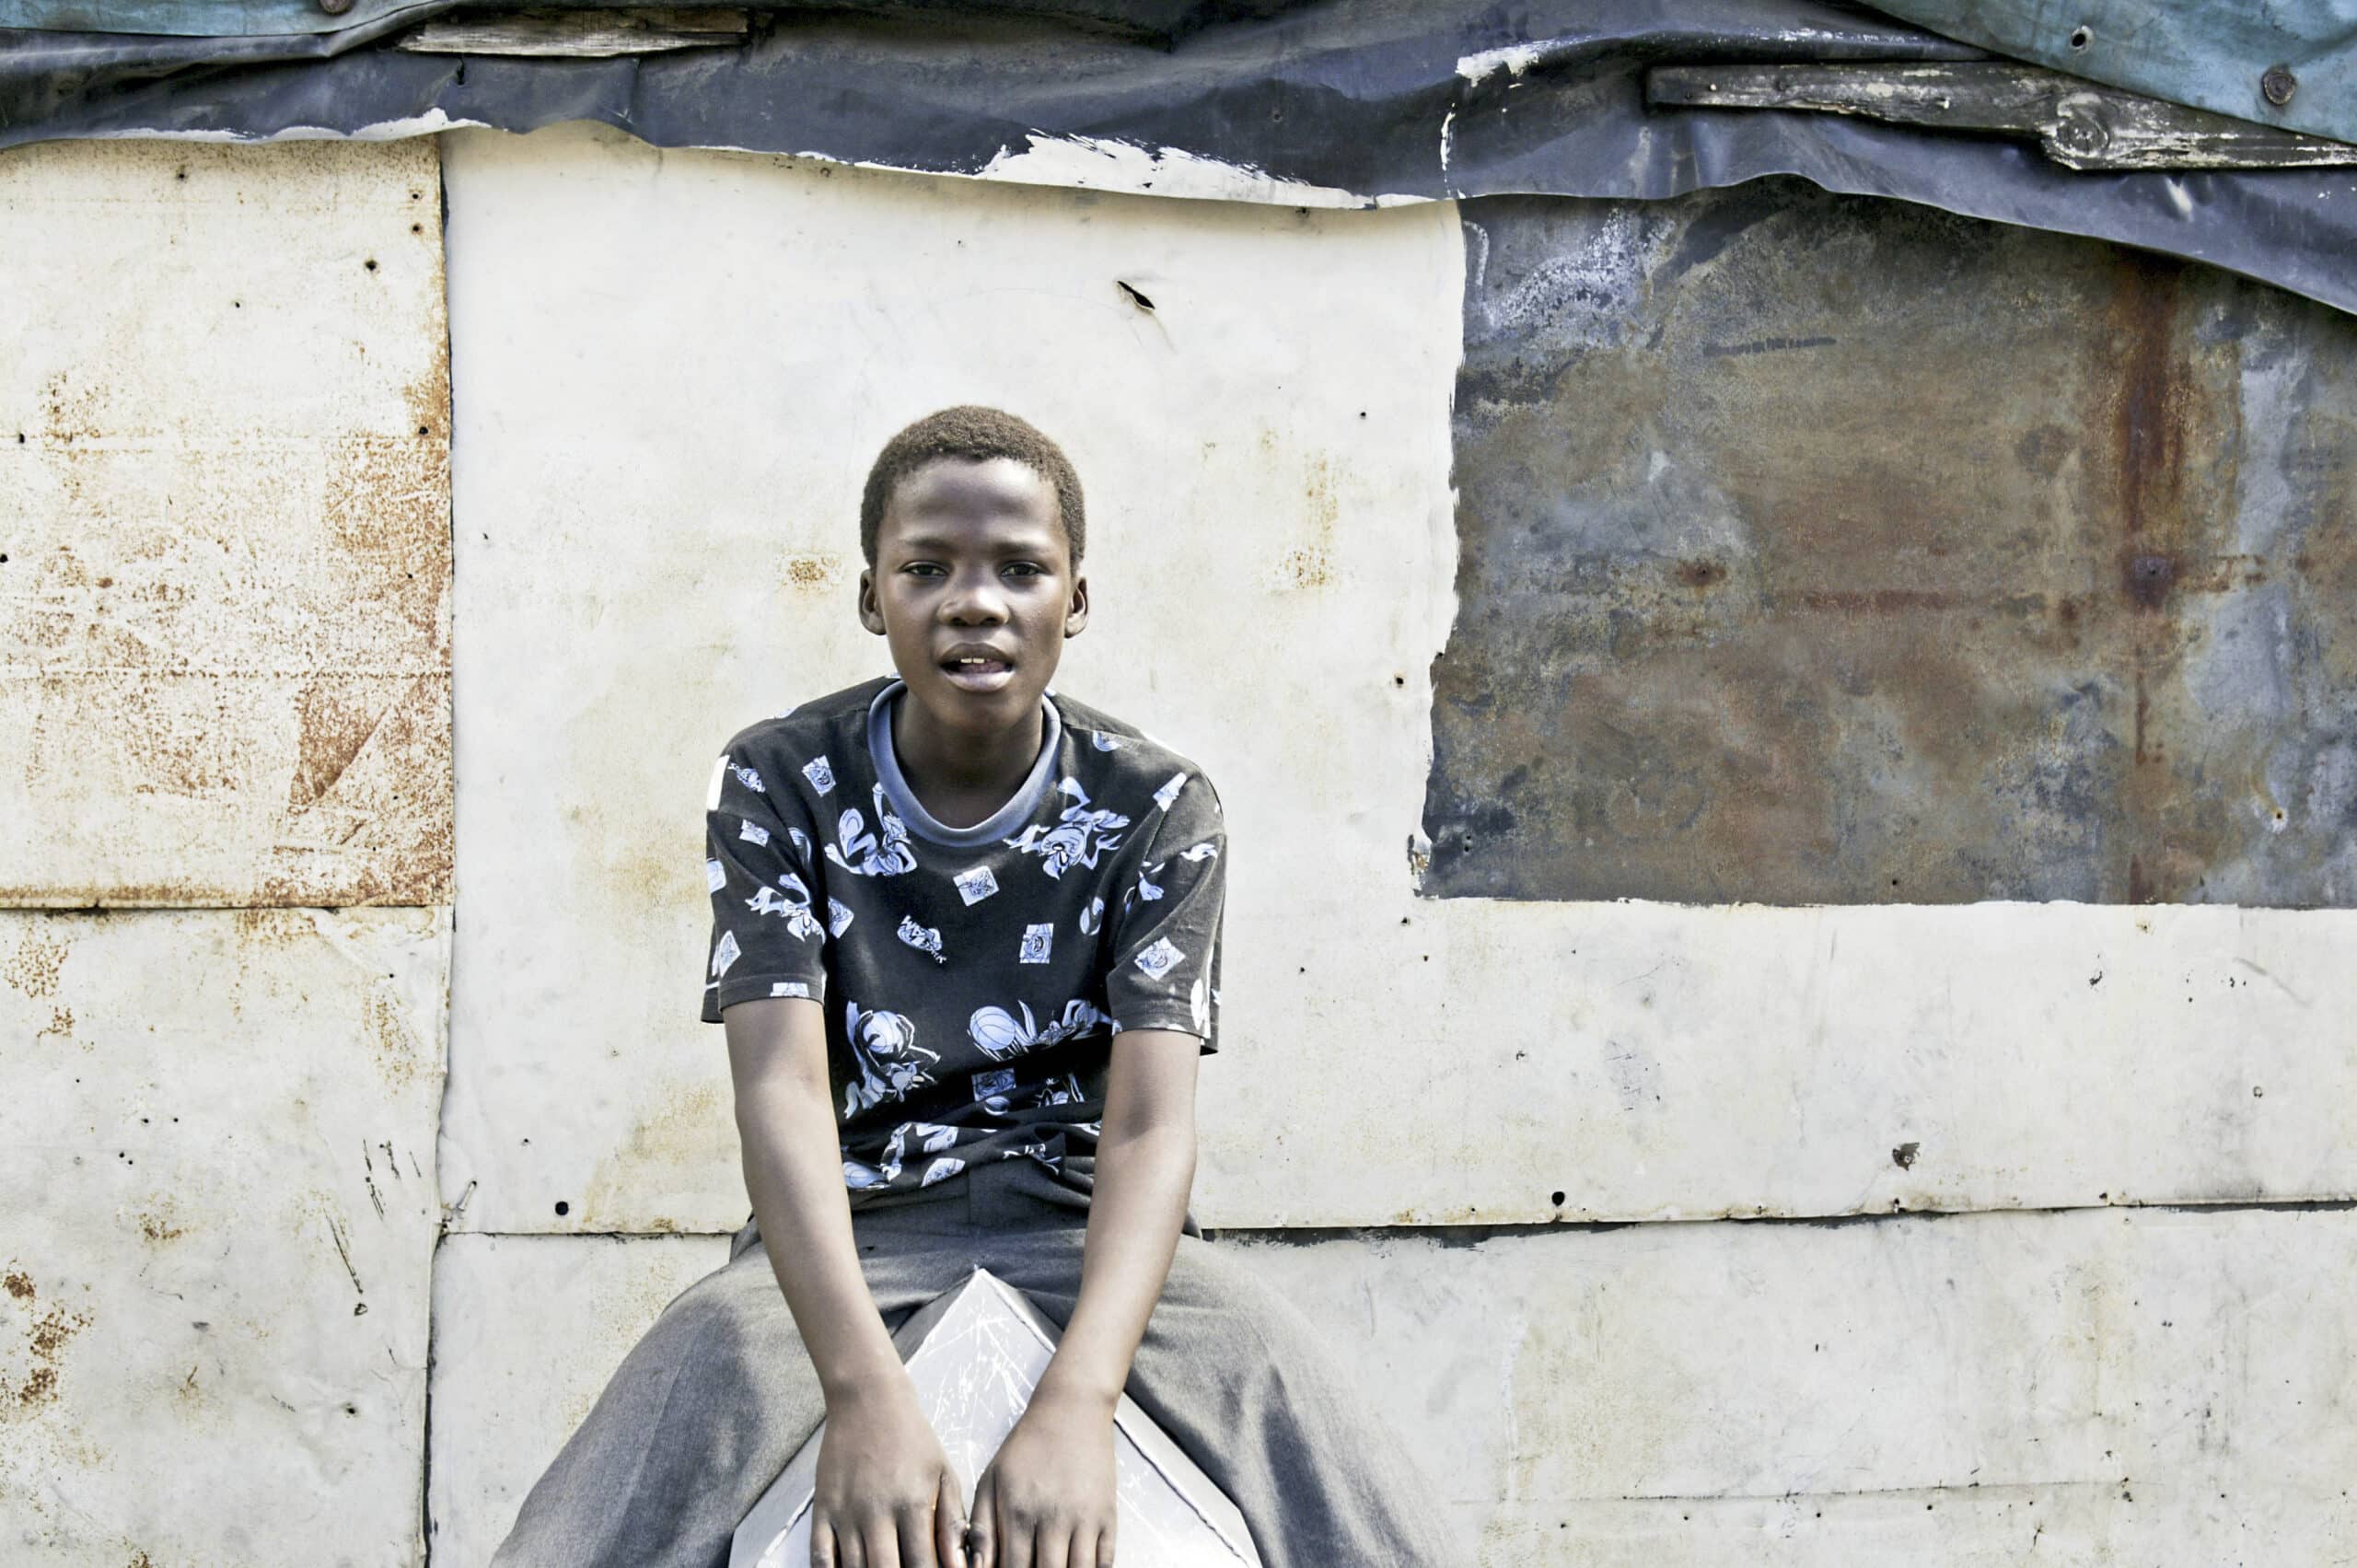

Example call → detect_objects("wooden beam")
1647 62 2357 171
397 7 749 58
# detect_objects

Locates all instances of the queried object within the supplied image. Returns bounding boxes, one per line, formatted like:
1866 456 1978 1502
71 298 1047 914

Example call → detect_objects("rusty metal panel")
0 136 451 907
428 1233 728 1564
1423 180 2357 906
0 907 447 1563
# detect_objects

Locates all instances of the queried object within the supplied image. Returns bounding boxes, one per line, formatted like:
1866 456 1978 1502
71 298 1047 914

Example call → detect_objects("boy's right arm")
726 996 970 1568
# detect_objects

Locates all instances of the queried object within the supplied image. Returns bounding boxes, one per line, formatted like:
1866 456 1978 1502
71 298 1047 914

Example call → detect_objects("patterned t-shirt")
702 675 1225 1201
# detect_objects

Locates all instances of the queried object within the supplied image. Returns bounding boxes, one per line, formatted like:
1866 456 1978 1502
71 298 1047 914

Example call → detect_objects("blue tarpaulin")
1873 0 2357 149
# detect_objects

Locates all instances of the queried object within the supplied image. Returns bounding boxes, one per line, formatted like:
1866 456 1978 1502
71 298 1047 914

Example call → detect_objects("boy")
493 407 1461 1567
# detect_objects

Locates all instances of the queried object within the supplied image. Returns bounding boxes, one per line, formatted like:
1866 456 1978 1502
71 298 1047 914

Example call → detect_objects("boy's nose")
940 577 1009 623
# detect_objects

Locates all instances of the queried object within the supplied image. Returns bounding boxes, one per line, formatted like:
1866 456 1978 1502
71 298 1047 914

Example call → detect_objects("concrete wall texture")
3 121 2351 1564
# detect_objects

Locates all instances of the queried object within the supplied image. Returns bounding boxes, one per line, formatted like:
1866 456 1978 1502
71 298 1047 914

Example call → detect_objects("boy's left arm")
969 1027 1201 1568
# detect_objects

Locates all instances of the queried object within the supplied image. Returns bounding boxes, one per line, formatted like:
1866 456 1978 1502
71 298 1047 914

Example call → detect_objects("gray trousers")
492 1158 1466 1568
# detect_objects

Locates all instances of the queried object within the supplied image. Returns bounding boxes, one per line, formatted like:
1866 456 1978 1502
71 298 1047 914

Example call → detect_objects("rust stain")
3 1274 92 1413
574 1082 730 1231
1428 183 2357 906
783 552 845 591
1273 452 1340 588
2 926 70 998
359 985 429 1088
1 140 453 912
137 1210 186 1246
234 908 314 947
319 429 451 648
3 1271 31 1302
289 678 393 810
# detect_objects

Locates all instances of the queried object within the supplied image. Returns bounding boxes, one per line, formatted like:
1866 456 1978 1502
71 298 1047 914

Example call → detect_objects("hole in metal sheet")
553 1200 571 1216
2069 25 2092 49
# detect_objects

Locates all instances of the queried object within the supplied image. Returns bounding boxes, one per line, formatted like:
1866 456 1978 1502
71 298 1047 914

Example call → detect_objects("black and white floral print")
702 676 1225 1201
841 1000 936 1119
827 782 917 877
1004 777 1129 878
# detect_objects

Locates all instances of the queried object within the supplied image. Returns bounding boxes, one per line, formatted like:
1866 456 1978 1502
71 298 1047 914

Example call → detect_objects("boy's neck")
888 685 1048 828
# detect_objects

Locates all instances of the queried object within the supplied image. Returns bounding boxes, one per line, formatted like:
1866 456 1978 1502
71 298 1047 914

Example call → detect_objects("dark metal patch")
1423 181 2357 906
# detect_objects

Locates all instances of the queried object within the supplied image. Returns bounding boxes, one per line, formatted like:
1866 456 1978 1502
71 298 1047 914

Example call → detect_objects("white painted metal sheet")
435 122 1463 1235
0 907 447 1565
427 1232 729 1566
0 137 451 907
1230 1207 2357 1564
435 122 2356 1235
422 1207 2353 1566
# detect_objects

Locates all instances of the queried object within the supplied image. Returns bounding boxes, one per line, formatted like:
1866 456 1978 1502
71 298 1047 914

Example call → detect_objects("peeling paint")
973 131 1420 209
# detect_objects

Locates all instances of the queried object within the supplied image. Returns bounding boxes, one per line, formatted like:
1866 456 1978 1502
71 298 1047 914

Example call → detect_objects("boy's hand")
813 1372 970 1568
969 1379 1118 1568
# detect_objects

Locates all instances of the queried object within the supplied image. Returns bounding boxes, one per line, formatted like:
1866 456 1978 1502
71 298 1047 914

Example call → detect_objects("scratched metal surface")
1424 180 2357 907
0 137 452 908
0 908 446 1564
426 1212 2357 1565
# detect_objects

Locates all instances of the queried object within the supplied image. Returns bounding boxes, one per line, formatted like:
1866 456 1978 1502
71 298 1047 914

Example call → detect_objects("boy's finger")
1093 1526 1117 1567
897 1502 940 1568
809 1513 837 1568
934 1471 970 1567
968 1473 998 1568
862 1516 903 1568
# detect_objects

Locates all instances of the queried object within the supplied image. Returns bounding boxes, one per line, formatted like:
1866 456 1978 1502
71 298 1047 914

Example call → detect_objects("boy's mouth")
938 649 1016 693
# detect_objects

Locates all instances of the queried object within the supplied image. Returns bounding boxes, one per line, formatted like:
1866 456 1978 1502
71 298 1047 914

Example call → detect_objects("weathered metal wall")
0 136 454 1564
428 1209 2357 1565
9 117 2351 1567
0 137 452 908
435 123 2355 1239
1 907 448 1563
1424 183 2357 907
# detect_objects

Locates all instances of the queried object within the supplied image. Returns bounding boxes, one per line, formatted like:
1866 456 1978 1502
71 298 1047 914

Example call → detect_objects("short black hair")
859 405 1086 567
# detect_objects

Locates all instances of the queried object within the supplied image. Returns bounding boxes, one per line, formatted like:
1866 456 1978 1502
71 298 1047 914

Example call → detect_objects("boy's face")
858 456 1086 740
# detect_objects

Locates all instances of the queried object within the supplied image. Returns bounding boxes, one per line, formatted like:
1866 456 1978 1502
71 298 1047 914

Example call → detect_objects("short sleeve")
1104 768 1225 1052
701 741 832 1023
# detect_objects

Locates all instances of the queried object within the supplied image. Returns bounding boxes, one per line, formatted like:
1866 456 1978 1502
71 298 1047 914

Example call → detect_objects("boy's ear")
856 567 887 635
1063 573 1089 638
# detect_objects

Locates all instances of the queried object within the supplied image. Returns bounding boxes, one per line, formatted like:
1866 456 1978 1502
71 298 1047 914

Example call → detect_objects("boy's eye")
1003 562 1043 578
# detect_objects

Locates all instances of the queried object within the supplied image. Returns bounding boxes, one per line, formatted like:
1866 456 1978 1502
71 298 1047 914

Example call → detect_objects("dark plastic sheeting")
1 2 2352 316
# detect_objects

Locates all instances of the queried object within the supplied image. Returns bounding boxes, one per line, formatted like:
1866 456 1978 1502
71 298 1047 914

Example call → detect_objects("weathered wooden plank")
0 137 452 908
434 125 2356 1236
424 1208 2357 1565
1647 63 2357 171
397 7 750 58
0 908 447 1564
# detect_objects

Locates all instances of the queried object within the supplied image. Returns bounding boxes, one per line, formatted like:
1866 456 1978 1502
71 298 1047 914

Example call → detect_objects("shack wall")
4 120 2350 1566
